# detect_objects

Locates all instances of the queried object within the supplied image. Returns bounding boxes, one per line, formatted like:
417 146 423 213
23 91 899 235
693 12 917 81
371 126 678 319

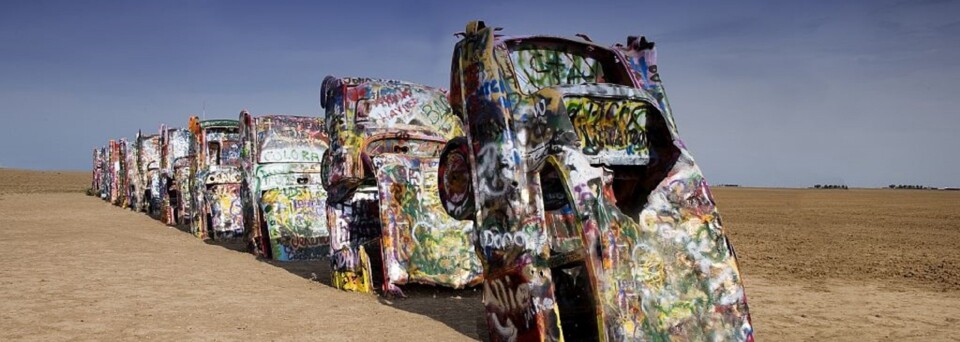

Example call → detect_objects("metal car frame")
159 126 197 225
123 138 139 209
320 76 482 296
108 139 126 206
93 146 107 199
188 117 244 240
437 21 753 341
136 131 163 216
238 112 330 261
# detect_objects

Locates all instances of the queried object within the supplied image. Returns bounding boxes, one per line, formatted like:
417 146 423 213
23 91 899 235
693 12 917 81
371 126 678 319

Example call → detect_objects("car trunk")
258 169 329 261
372 153 483 289
204 182 243 238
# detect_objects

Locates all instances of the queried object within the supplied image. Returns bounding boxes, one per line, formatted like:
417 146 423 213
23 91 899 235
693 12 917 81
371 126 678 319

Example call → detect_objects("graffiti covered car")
320 76 482 295
103 141 115 201
137 132 163 215
108 139 125 205
123 139 139 209
159 126 197 225
438 21 753 341
115 138 132 207
188 117 244 240
239 112 329 261
92 146 106 198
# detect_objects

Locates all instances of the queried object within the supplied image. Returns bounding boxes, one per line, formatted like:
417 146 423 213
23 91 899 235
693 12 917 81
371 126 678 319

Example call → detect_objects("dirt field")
712 187 960 341
1 169 959 341
0 168 89 194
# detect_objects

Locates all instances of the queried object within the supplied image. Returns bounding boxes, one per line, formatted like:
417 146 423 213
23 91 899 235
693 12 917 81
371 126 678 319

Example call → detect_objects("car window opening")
540 161 600 341
609 113 681 221
208 142 221 165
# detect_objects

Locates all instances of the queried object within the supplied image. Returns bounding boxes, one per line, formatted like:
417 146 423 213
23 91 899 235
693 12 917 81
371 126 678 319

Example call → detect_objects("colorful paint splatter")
189 117 244 240
160 127 196 225
137 134 162 216
439 21 752 341
239 113 330 261
84 21 752 341
322 76 481 295
374 153 482 293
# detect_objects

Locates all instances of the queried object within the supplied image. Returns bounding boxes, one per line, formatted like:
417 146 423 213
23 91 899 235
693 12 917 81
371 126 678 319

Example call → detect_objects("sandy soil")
1 170 959 341
0 168 89 194
714 188 960 291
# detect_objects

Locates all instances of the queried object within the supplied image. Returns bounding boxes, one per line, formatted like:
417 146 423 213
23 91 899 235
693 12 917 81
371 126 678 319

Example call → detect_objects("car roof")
199 119 240 129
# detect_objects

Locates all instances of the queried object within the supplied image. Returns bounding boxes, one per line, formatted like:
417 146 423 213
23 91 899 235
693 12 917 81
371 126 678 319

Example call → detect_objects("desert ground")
1 168 958 341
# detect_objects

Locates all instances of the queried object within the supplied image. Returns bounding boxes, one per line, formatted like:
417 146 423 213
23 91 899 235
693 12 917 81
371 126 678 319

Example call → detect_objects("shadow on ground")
260 258 488 341
374 283 487 341
169 223 252 253
165 222 489 340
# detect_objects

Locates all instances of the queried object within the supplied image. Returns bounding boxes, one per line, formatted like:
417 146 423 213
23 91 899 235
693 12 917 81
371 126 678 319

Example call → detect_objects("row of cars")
90 22 753 342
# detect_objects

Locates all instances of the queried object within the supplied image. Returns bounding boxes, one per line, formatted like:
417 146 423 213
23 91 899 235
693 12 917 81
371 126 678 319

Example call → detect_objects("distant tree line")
888 184 933 189
808 184 958 190
814 184 848 189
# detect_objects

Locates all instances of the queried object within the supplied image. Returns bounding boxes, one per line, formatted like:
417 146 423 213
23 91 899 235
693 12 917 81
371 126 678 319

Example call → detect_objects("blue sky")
1 0 958 187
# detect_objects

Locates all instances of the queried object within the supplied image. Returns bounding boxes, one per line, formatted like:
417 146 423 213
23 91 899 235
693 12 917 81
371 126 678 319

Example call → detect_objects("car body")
123 139 139 209
137 132 163 215
320 76 482 295
92 146 106 198
101 142 112 200
438 21 753 341
159 127 197 225
188 117 244 240
108 139 125 206
239 112 330 261
117 138 132 207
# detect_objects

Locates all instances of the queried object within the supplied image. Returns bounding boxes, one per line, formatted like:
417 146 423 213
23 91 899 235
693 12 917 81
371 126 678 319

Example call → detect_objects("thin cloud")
0 0 956 187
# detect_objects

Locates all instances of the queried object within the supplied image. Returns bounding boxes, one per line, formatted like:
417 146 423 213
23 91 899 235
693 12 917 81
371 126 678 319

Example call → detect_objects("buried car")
123 138 139 209
112 138 131 207
91 147 103 197
238 112 330 261
320 76 482 295
108 139 127 206
136 131 163 215
437 22 753 341
94 145 108 199
159 126 197 225
188 117 244 240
